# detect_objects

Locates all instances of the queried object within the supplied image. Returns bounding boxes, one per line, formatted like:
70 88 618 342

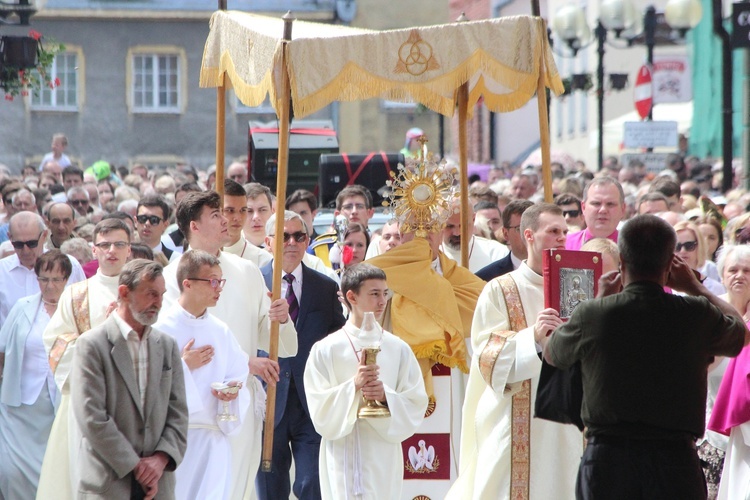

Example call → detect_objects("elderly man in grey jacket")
71 259 188 499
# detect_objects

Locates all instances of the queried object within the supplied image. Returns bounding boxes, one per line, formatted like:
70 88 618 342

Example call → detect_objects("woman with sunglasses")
0 250 72 498
674 220 725 296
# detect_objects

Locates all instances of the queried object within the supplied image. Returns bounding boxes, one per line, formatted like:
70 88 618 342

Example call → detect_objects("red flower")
21 90 28 97
54 77 61 87
28 30 42 41
342 245 354 266
4 95 13 101
18 70 24 78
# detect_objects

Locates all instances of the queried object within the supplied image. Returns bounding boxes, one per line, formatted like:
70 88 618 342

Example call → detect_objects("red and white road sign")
634 65 653 119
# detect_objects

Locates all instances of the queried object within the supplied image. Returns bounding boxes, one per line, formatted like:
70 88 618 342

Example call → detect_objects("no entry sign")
634 65 653 119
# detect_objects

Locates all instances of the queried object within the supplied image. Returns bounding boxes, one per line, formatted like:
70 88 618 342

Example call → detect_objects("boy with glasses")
38 218 132 500
162 190 298 500
155 249 250 499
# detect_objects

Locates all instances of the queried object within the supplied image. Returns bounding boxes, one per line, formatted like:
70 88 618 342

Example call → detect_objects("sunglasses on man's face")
562 210 581 218
271 231 308 243
136 214 164 225
11 232 43 249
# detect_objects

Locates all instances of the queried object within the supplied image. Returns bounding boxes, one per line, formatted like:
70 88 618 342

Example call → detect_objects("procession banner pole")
535 19 554 203
261 10 294 473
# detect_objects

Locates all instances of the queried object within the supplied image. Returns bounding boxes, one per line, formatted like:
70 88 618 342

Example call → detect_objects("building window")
130 53 181 113
30 51 79 111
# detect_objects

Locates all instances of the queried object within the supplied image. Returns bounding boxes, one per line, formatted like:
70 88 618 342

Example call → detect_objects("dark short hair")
176 249 221 292
118 259 163 292
244 183 273 205
649 176 681 199
619 215 676 279
93 218 131 243
176 191 221 239
520 202 562 234
34 249 72 279
224 179 247 198
286 189 317 212
336 185 372 210
341 263 387 308
62 166 84 181
137 194 171 221
473 200 501 215
554 193 582 211
129 243 155 261
175 182 202 196
502 199 534 228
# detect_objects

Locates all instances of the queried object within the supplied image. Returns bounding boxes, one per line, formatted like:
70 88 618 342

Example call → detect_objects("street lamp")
552 0 701 171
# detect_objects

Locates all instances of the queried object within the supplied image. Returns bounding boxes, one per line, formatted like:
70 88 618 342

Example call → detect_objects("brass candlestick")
357 346 391 418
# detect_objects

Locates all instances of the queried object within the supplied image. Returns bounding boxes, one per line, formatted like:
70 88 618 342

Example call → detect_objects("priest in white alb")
448 203 583 500
38 218 133 500
161 191 297 500
304 263 428 499
155 249 251 500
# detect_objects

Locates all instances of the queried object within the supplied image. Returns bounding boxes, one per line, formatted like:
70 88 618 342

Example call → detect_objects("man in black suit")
476 199 534 281
256 210 346 500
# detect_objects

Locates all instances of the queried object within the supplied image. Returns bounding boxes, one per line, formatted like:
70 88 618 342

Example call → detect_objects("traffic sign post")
634 65 653 119
732 3 750 48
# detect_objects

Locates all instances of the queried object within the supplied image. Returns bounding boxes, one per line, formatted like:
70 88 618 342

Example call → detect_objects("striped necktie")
284 274 299 323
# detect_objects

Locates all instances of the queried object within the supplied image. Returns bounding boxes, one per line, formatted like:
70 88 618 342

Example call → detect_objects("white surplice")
37 271 120 500
162 251 298 500
304 325 428 500
155 303 250 500
448 263 583 500
440 235 509 273
223 236 273 269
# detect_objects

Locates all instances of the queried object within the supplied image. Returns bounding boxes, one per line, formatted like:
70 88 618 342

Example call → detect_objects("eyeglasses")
136 214 164 225
562 210 581 218
341 203 367 211
675 241 698 252
38 276 67 284
269 231 308 243
505 225 521 231
11 232 43 249
94 241 130 250
187 278 227 289
70 199 89 206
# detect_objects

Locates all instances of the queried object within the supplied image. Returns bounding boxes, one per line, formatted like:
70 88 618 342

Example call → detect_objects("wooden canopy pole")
535 19 553 203
456 13 470 269
215 0 227 201
261 10 295 473
457 82 470 268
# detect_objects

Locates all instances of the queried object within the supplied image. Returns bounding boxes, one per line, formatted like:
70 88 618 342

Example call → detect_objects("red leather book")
543 249 603 322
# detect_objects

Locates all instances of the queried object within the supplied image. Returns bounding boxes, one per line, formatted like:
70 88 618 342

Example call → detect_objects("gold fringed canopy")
199 11 564 119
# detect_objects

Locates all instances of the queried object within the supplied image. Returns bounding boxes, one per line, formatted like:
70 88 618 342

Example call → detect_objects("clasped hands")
354 354 385 403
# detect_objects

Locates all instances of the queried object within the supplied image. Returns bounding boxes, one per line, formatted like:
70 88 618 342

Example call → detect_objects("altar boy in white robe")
155 249 250 500
304 263 428 499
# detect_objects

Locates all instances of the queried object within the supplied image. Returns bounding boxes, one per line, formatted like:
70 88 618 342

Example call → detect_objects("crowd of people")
0 130 749 500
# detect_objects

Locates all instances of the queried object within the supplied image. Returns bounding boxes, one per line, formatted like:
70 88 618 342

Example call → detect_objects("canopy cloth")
200 11 564 119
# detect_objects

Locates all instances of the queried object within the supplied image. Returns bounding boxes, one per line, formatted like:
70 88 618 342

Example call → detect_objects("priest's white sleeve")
217 327 251 436
304 341 359 441
43 286 78 392
471 280 542 396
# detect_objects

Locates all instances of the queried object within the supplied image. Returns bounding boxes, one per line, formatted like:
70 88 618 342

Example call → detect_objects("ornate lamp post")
552 0 701 171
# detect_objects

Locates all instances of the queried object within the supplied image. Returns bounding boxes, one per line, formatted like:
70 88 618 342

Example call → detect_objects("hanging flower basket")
1 30 65 101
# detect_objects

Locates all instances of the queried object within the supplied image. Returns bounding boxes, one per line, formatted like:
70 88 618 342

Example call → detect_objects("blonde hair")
580 237 620 268
673 220 707 270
